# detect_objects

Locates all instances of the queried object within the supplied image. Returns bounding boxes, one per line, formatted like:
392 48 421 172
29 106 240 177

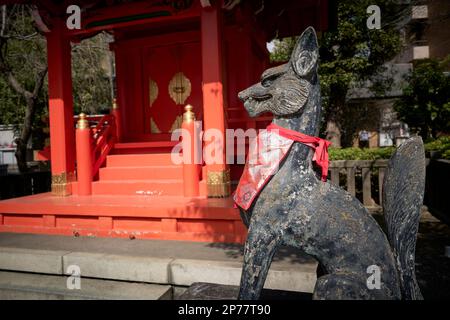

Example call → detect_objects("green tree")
0 4 48 172
72 33 114 114
271 0 403 147
394 57 450 140
270 37 296 64
0 4 113 172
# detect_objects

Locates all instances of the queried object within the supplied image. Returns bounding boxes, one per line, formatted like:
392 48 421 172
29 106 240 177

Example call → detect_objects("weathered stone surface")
169 259 242 287
63 252 172 284
383 136 425 299
179 282 312 300
236 26 425 300
0 247 68 274
169 259 316 292
0 234 318 293
0 271 172 300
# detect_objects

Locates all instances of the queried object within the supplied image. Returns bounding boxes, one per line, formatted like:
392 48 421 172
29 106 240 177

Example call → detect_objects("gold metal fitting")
112 98 118 110
183 104 195 123
207 169 231 198
77 113 89 130
51 171 75 196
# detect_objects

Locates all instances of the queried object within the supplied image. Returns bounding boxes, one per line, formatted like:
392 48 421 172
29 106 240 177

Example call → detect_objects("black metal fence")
0 170 51 200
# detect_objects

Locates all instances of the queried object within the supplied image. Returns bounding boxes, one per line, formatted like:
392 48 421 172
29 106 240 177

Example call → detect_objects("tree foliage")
270 0 404 147
0 4 113 171
0 4 48 171
72 33 113 115
394 57 450 140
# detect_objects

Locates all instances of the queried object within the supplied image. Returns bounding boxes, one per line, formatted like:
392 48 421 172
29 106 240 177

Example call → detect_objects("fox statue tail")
383 136 426 300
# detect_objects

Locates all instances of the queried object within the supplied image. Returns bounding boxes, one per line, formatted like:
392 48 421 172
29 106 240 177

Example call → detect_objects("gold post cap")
183 104 195 122
112 98 118 110
77 113 89 129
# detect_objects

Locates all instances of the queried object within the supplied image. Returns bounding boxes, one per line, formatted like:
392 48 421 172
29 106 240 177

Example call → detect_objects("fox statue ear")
290 26 319 77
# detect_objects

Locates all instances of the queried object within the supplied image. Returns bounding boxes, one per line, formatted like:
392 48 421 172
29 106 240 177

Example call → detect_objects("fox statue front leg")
238 215 282 300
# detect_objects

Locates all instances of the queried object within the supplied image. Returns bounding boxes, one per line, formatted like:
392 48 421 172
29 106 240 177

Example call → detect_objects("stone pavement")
0 271 172 300
0 208 448 300
0 232 317 299
414 212 450 299
372 210 450 300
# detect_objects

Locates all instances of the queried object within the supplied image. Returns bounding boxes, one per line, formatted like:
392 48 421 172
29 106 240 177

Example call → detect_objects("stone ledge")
0 247 69 275
0 271 172 300
0 243 317 293
169 259 316 293
63 252 172 284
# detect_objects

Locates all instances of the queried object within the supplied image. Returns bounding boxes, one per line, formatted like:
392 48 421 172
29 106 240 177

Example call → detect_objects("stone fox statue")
235 27 425 300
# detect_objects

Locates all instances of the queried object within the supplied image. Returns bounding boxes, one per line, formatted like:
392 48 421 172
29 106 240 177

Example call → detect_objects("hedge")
329 136 450 160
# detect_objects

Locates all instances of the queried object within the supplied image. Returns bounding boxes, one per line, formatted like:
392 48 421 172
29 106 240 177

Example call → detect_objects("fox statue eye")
261 78 272 88
261 74 277 88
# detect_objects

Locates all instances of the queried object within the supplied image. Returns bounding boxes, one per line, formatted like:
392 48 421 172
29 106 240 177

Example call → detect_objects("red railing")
91 114 116 177
75 113 117 195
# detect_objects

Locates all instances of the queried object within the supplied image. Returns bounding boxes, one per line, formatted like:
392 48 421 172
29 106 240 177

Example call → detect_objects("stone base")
179 282 312 300
0 271 172 300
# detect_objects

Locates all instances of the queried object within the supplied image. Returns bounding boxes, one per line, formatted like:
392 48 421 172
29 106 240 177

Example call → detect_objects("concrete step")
0 271 172 300
106 153 175 167
99 165 182 180
92 179 184 195
113 141 178 155
0 235 318 293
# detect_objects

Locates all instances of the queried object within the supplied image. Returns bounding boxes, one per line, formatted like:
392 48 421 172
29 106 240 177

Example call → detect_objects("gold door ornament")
169 115 183 133
150 117 161 134
169 72 191 105
149 77 159 107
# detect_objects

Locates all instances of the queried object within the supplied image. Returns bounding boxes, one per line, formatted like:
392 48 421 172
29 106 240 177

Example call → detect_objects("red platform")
1 0 331 243
0 193 246 243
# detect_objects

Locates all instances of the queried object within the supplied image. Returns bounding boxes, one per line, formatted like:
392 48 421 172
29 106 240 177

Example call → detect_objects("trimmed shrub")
329 147 395 161
329 136 450 160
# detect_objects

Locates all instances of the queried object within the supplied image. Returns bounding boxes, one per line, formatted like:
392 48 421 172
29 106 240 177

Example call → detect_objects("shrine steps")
106 153 176 166
99 166 182 180
91 151 207 197
92 179 185 196
112 141 178 154
0 194 245 243
1 142 233 242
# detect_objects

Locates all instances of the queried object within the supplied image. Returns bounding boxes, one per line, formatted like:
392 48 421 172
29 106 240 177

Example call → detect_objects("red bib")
233 123 331 210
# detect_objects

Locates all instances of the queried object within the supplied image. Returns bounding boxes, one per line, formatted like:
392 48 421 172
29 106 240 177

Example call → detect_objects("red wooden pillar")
46 19 75 196
111 98 122 142
75 114 92 195
182 105 200 197
201 2 230 197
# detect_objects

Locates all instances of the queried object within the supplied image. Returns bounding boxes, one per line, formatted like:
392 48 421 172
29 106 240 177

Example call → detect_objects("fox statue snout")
238 26 319 119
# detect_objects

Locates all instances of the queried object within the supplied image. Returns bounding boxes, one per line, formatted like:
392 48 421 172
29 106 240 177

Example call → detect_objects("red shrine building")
0 0 331 243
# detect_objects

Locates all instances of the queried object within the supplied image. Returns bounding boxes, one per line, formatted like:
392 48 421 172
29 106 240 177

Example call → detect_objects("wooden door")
143 41 202 140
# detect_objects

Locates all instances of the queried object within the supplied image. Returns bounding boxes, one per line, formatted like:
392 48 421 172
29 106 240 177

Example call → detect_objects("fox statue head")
238 27 320 123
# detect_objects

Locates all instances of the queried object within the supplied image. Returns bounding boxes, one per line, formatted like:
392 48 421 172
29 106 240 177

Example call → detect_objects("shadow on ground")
208 213 450 299
205 242 316 264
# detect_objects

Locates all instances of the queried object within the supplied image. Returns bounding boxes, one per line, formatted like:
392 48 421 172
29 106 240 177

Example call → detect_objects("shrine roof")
1 0 335 40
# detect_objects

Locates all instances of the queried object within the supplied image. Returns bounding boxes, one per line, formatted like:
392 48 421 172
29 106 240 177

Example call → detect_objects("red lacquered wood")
182 117 200 197
46 18 75 179
76 123 93 195
201 3 227 175
111 108 123 142
91 115 117 177
0 193 246 243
